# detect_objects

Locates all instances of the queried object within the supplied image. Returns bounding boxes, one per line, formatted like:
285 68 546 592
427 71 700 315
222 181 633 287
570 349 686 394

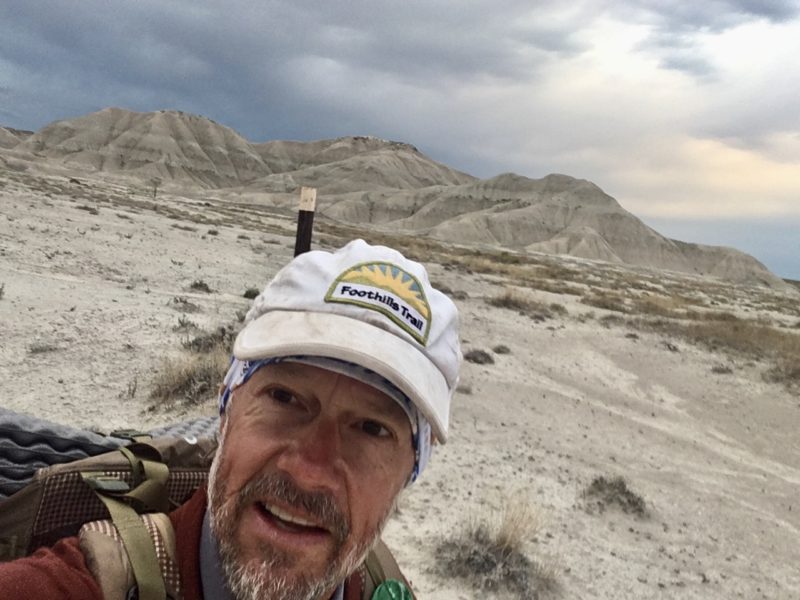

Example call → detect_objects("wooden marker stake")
294 186 317 257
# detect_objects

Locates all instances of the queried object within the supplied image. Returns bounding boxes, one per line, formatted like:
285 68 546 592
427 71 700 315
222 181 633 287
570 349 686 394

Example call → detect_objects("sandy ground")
1 165 798 599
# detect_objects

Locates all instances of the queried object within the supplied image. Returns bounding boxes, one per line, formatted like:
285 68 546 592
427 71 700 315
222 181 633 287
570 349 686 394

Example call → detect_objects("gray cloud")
0 0 590 141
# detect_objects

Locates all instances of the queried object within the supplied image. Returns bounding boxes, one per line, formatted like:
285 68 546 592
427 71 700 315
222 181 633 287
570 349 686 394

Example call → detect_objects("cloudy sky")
1 0 798 278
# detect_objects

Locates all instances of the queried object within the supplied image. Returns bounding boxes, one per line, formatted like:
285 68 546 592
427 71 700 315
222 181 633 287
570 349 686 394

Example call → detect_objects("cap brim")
233 311 450 442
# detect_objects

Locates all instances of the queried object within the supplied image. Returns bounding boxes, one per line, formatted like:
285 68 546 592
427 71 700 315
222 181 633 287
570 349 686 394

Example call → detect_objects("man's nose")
275 416 344 492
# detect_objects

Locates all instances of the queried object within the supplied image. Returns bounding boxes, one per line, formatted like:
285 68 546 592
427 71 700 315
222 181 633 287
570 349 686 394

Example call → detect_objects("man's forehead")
248 360 400 411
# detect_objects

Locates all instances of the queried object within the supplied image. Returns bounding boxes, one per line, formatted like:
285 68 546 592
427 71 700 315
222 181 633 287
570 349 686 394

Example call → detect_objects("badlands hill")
0 107 786 288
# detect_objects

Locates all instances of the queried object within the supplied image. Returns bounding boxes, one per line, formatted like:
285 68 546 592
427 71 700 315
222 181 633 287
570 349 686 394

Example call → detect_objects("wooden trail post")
293 186 317 257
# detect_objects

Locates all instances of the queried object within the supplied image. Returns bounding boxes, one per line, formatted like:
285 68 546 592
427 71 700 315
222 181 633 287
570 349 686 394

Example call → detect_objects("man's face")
208 361 415 600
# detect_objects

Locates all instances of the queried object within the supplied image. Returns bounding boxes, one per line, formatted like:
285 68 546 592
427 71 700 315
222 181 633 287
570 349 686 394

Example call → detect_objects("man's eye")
268 387 296 405
360 420 391 438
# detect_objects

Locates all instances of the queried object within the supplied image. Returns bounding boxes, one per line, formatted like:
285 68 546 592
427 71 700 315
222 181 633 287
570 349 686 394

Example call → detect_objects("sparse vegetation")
189 279 213 293
493 344 511 354
173 315 198 332
465 349 494 365
181 325 235 353
171 223 197 232
243 287 260 299
488 288 557 320
0 283 4 300
580 291 629 313
763 359 800 392
583 475 648 517
207 228 219 236
28 342 59 354
435 494 557 598
149 346 229 406
75 204 99 215
168 295 201 313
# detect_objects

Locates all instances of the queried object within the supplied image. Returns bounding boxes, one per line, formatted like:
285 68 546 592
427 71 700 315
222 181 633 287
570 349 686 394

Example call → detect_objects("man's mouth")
257 501 330 535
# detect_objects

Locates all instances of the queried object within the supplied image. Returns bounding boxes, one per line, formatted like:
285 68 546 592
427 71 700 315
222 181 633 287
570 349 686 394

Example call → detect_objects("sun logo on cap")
340 263 430 318
325 261 432 344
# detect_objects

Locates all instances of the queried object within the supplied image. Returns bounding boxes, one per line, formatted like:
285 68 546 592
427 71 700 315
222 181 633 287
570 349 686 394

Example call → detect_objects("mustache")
236 472 350 545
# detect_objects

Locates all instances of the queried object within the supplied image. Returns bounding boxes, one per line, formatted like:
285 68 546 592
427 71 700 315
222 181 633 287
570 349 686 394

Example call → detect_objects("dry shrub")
488 289 554 318
436 494 558 598
763 359 800 391
661 319 800 360
169 295 201 313
581 291 629 313
465 349 495 365
583 475 648 517
182 326 236 353
685 309 740 322
630 295 688 318
28 342 59 354
149 346 229 406
525 278 584 296
189 279 213 293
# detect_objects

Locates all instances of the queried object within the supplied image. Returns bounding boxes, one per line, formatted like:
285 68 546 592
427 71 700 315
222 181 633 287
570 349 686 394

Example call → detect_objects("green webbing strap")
82 475 166 600
78 443 171 600
118 447 170 513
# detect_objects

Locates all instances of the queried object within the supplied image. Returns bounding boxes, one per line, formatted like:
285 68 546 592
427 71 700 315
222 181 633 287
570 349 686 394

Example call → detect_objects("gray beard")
206 422 392 600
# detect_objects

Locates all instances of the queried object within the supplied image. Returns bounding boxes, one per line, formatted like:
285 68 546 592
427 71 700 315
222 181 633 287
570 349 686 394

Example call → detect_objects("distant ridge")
0 107 787 288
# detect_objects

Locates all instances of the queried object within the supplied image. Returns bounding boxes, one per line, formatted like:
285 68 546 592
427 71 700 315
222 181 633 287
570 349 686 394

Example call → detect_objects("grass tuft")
181 326 235 353
583 475 648 517
435 494 558 598
149 346 229 406
189 279 213 293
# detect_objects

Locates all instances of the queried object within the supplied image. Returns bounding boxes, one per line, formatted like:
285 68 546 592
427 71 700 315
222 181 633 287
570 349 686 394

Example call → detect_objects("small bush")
465 349 494 365
169 295 201 313
456 383 473 395
182 326 235 354
173 315 198 332
492 344 511 354
207 229 219 236
763 360 800 391
189 280 213 293
436 494 557 598
149 347 229 406
583 475 648 517
28 342 59 354
581 291 629 313
0 283 4 300
243 287 260 300
75 204 99 215
488 289 554 320
171 223 197 232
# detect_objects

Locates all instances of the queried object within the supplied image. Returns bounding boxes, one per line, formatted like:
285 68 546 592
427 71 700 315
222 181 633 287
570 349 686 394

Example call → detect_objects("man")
0 239 462 599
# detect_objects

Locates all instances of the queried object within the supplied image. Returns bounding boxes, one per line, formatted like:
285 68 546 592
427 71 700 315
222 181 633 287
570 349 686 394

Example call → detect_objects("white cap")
234 239 462 442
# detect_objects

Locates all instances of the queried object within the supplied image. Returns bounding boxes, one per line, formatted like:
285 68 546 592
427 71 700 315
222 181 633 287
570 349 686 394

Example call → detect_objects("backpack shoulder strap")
80 513 181 600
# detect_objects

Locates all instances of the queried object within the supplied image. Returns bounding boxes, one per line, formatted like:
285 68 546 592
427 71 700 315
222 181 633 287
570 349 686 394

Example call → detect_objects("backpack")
0 434 414 599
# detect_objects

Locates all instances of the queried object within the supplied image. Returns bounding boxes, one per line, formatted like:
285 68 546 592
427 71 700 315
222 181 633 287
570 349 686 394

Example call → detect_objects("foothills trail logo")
325 262 432 344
